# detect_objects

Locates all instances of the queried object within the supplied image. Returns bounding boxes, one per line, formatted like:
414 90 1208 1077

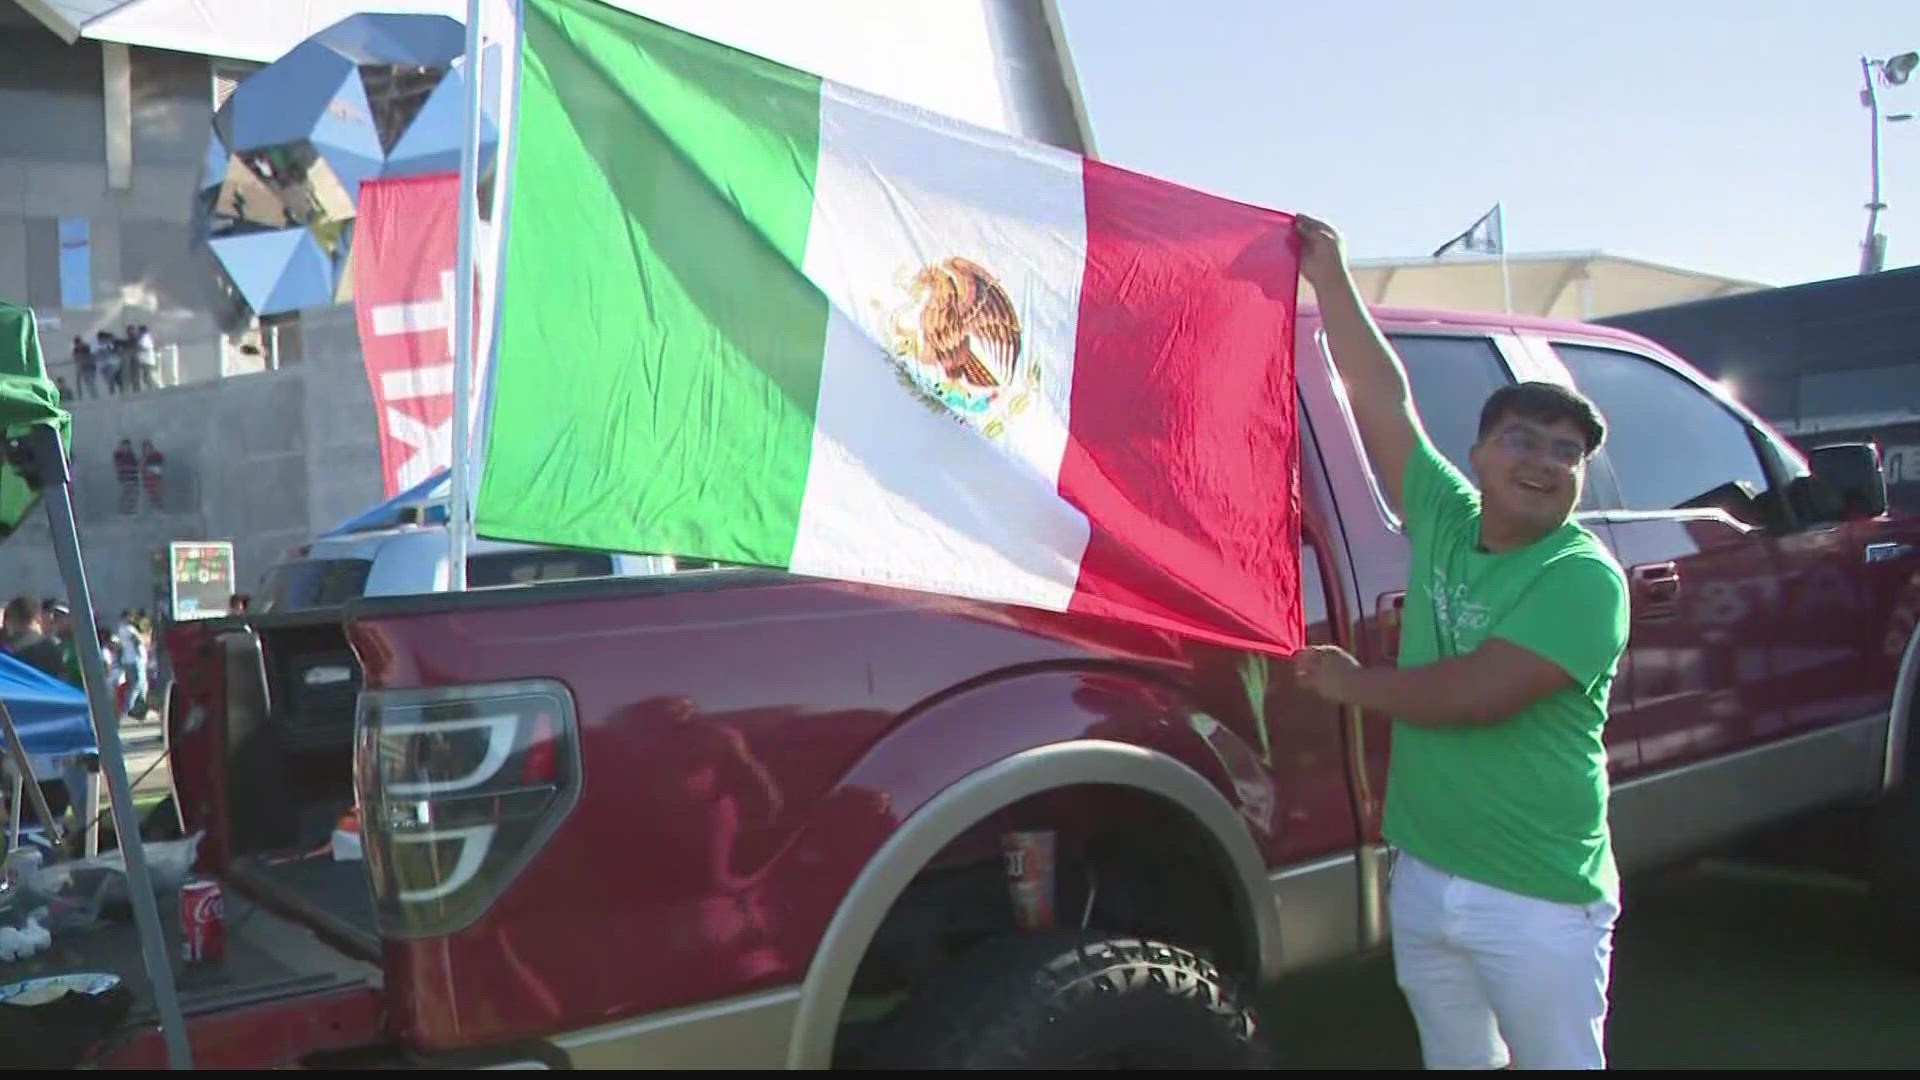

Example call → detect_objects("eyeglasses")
1489 425 1589 468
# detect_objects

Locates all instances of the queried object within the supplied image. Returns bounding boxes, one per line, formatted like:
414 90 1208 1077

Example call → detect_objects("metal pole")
1494 203 1512 314
7 770 21 853
0 700 63 848
23 423 192 1070
84 768 101 856
1862 57 1886 275
449 0 485 593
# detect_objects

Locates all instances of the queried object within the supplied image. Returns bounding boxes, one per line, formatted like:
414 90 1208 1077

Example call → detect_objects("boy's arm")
1290 557 1630 728
1296 215 1425 516
1290 640 1571 729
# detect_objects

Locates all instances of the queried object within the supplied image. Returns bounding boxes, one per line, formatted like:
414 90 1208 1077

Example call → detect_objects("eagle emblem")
881 256 1041 440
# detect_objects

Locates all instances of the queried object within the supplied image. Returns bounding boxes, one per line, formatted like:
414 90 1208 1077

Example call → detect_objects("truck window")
1378 333 1514 485
466 550 617 588
257 559 373 613
1554 343 1771 519
1301 535 1331 643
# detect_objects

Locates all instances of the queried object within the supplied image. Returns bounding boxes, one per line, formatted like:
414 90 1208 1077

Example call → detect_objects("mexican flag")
474 0 1305 653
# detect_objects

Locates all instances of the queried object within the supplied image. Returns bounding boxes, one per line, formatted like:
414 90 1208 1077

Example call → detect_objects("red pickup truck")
95 304 1916 1068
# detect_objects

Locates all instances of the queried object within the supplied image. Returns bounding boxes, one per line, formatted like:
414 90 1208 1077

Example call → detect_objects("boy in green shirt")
1288 215 1630 1070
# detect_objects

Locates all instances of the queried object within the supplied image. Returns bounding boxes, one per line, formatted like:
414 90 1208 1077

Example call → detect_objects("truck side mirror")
1808 443 1888 520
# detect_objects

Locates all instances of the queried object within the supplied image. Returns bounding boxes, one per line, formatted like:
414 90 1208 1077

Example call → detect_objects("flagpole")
1497 203 1512 315
450 0 484 592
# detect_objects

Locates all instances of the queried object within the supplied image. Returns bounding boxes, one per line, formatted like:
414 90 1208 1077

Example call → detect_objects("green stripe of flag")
476 0 830 564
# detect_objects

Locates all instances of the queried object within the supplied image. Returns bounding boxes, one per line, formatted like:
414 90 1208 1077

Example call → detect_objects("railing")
42 333 292 400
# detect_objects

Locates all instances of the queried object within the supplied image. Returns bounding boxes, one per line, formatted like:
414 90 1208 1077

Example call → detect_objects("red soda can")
180 879 225 963
1002 830 1057 931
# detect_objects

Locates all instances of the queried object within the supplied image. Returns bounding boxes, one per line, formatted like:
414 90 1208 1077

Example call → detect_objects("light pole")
1860 51 1918 274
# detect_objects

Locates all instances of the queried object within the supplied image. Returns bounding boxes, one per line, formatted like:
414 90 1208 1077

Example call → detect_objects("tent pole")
7 768 22 853
23 422 192 1070
0 699 62 848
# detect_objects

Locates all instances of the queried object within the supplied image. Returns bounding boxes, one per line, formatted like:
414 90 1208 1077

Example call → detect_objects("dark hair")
4 596 40 627
1477 381 1606 455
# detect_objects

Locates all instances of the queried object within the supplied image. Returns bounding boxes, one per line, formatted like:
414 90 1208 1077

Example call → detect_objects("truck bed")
230 852 379 957
4 880 378 1064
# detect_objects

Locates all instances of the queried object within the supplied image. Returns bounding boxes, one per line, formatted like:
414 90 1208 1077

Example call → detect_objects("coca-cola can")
180 879 225 963
1002 830 1056 931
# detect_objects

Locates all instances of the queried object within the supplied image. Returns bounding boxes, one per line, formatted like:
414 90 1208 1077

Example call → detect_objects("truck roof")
1301 302 1668 349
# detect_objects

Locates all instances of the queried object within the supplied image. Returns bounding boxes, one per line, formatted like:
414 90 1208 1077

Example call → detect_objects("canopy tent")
0 301 67 539
1 651 96 843
320 467 449 537
0 297 87 777
1 297 190 1066
0 652 95 763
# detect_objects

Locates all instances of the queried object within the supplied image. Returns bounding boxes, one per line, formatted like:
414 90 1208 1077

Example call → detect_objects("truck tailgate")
7 882 383 1068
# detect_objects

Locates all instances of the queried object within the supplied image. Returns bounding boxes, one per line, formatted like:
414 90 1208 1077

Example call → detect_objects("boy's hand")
1288 644 1362 706
1294 214 1349 290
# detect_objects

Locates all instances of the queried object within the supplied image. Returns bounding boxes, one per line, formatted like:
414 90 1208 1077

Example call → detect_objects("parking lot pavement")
1258 857 1920 1069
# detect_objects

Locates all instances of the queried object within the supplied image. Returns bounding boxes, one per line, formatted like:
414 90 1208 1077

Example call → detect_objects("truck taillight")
353 680 581 937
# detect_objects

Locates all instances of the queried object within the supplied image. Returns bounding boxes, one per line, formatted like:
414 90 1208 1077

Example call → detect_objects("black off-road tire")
1870 770 1920 970
861 933 1272 1069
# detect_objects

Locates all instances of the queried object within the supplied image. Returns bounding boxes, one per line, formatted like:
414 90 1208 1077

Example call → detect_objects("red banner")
352 173 461 498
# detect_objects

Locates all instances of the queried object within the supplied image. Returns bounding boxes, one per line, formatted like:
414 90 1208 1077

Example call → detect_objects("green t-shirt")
59 638 85 688
1380 432 1630 904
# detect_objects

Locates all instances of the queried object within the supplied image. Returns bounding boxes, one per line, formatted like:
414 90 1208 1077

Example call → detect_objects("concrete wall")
0 304 383 616
0 12 236 391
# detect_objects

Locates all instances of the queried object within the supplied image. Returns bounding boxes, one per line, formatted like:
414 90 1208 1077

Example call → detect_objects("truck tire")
1870 767 1920 970
861 933 1271 1069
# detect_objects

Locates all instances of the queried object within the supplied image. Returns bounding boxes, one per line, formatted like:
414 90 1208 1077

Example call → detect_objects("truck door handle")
1631 562 1681 606
1376 591 1405 663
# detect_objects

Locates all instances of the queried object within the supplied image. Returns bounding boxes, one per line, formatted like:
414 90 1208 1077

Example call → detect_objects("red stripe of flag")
1059 160 1304 655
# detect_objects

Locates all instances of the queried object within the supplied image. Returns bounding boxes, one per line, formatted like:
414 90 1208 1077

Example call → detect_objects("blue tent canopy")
321 468 449 538
0 650 95 761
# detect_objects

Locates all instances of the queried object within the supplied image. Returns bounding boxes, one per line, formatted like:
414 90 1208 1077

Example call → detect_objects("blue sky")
1054 0 1920 287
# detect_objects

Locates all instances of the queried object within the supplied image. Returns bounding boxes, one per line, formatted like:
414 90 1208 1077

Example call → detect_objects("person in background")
71 335 96 399
3 595 67 680
44 600 84 688
136 608 155 667
114 439 139 515
122 324 142 392
39 598 65 653
96 331 122 394
98 622 124 711
115 610 147 721
3 598 83 833
140 440 166 512
136 325 160 391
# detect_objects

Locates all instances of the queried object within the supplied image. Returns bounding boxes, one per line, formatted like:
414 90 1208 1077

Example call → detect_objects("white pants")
1388 852 1618 1070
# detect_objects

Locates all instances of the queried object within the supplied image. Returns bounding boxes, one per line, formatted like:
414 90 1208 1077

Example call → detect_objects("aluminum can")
181 879 225 963
1002 830 1056 931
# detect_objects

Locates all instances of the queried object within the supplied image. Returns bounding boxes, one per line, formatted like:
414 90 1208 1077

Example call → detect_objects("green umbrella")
0 299 70 538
